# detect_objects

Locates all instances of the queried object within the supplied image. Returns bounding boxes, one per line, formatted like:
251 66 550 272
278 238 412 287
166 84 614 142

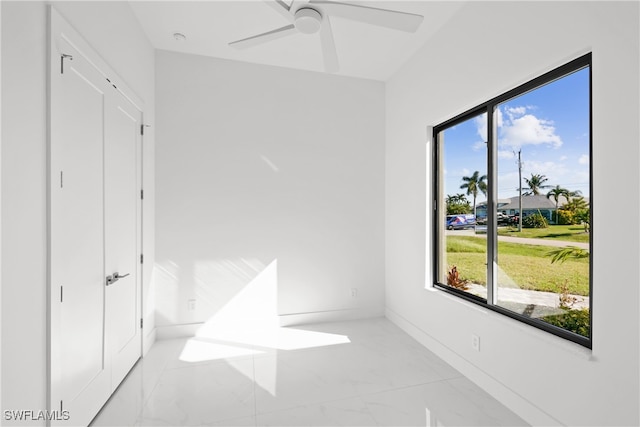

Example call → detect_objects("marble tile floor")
90 317 528 427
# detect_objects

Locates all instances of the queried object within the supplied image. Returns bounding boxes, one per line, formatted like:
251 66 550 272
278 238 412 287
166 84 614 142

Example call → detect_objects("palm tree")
446 193 471 215
546 185 573 224
460 171 487 216
567 189 583 199
523 173 551 195
546 185 570 211
562 196 588 212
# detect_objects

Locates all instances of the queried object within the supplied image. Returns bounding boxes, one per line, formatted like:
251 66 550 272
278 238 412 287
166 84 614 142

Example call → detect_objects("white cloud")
501 114 563 149
498 150 516 159
496 107 504 128
472 141 487 151
474 110 504 142
474 105 562 150
578 154 589 165
505 106 526 116
523 160 568 179
497 106 563 150
475 113 488 141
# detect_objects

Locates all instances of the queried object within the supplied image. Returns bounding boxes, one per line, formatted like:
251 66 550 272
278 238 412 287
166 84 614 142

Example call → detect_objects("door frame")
47 6 145 421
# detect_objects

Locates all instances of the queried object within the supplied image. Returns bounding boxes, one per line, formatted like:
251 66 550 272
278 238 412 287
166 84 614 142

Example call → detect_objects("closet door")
50 9 143 425
104 88 142 388
50 38 111 426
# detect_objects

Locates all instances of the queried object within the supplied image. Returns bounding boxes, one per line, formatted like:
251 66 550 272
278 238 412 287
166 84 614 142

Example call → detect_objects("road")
448 229 589 250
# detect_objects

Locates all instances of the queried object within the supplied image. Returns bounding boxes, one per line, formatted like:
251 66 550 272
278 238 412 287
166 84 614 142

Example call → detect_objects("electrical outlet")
471 334 480 352
188 299 196 311
350 288 358 297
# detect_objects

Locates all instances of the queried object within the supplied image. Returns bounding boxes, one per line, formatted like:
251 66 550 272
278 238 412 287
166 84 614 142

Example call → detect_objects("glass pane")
494 67 590 338
437 114 488 300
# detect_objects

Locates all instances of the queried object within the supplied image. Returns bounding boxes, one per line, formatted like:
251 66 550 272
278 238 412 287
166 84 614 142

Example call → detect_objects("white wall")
155 51 385 330
1 1 155 420
0 0 3 416
385 2 639 426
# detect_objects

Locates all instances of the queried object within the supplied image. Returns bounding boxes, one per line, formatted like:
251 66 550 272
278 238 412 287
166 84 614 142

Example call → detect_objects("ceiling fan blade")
311 1 423 32
320 15 339 73
229 24 297 49
264 0 295 23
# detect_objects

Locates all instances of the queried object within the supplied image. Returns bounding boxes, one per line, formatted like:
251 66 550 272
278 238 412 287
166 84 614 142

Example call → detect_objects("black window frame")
432 53 593 348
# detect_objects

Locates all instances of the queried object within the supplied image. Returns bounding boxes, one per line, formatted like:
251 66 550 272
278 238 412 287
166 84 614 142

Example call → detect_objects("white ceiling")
129 1 466 81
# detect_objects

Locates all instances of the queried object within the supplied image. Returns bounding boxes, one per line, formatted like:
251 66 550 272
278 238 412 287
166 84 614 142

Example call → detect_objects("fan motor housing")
294 8 322 34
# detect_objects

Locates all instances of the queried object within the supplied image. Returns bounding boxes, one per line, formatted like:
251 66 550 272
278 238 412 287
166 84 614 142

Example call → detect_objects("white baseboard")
155 307 384 340
155 322 202 340
142 327 156 356
278 307 383 327
385 307 562 427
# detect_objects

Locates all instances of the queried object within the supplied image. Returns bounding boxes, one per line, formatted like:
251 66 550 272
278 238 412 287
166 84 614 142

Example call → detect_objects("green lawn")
497 224 589 243
446 236 589 296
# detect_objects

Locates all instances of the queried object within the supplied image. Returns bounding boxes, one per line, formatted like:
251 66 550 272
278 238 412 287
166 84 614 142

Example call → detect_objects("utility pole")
517 149 523 232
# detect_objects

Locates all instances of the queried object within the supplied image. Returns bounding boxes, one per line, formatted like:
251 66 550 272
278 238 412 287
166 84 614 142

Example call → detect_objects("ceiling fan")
228 0 424 73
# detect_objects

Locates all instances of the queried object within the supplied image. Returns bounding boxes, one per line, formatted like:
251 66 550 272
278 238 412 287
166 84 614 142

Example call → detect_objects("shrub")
447 265 469 291
542 308 590 338
523 213 548 228
555 209 576 225
575 208 590 232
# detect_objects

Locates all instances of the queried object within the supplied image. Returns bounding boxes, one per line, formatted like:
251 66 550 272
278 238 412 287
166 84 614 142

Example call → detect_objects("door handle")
106 272 130 286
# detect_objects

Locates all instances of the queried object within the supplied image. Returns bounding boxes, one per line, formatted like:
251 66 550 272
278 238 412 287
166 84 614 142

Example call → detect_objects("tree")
523 173 551 195
557 196 589 227
546 185 570 211
446 193 472 215
546 185 569 223
562 196 588 212
575 208 590 232
460 171 487 216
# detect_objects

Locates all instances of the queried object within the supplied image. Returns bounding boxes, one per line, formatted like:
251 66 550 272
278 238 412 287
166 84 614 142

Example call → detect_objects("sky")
442 66 590 204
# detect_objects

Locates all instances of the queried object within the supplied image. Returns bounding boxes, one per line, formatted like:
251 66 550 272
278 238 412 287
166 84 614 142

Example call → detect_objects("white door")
50 10 143 425
104 88 142 388
50 40 111 426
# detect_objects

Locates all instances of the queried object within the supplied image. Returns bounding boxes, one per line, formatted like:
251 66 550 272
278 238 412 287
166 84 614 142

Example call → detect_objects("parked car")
446 214 476 230
497 212 510 226
476 213 511 226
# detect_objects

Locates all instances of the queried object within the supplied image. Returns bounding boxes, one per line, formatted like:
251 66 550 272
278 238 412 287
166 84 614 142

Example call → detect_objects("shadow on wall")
154 257 278 326
154 258 351 397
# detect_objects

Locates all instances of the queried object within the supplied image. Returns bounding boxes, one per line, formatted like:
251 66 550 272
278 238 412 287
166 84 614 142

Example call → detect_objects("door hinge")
60 54 73 74
60 171 64 188
140 318 143 329
140 124 150 136
141 189 144 200
140 254 144 264
60 286 63 303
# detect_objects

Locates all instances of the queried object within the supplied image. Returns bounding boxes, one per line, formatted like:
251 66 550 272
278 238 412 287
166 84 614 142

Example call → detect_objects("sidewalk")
451 229 589 250
497 234 589 249
466 283 589 312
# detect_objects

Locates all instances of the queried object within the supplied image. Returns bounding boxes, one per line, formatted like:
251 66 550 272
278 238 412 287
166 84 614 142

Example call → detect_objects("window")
433 54 592 347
